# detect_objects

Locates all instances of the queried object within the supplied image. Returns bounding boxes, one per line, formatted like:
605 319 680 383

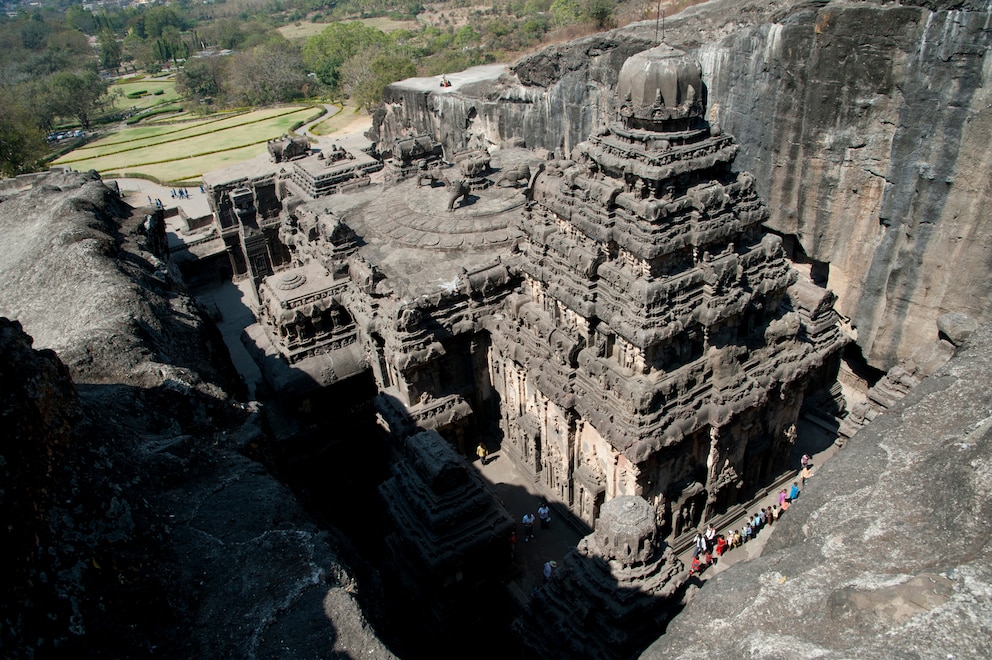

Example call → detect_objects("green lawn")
114 143 271 183
111 75 182 111
69 107 309 154
277 16 417 40
55 106 321 183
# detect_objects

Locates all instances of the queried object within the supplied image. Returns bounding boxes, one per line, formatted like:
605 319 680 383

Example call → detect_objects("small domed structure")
617 44 705 130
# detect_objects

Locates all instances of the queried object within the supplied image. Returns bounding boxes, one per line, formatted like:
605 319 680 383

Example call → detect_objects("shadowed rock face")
643 320 992 658
372 0 992 372
0 173 394 658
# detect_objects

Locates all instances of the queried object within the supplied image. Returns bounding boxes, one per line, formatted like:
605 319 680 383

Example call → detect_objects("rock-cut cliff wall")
370 0 992 371
699 0 992 370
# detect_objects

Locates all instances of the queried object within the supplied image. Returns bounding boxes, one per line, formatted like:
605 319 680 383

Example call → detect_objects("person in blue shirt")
789 481 800 501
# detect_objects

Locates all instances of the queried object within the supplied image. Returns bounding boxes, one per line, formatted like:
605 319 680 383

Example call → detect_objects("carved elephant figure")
417 163 443 188
496 164 531 188
447 179 471 211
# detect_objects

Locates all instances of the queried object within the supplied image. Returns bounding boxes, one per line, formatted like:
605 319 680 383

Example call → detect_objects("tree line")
1 0 625 177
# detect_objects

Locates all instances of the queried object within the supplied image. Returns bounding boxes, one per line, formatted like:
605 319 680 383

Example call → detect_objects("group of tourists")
520 503 553 543
688 454 813 577
171 187 192 199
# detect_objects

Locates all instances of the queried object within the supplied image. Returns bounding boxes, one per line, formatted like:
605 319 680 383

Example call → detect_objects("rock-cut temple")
487 45 845 535
188 43 846 632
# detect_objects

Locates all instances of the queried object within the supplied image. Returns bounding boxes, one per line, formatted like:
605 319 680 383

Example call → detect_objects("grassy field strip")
73 106 309 153
58 107 317 164
147 111 195 123
57 111 312 172
60 128 286 172
80 112 251 149
111 143 269 183
81 137 271 175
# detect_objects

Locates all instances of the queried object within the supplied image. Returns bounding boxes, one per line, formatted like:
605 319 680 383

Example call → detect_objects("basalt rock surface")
0 172 393 658
372 0 992 371
643 320 992 658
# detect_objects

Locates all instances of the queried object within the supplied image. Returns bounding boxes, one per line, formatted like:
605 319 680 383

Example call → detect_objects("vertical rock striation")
699 0 992 370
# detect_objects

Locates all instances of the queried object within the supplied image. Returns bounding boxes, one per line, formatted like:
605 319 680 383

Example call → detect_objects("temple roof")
617 44 705 129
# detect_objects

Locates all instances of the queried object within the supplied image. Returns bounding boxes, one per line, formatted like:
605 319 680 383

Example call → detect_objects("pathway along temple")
486 45 846 536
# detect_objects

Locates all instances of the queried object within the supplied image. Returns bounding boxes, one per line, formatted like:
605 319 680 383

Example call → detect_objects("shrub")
125 90 147 99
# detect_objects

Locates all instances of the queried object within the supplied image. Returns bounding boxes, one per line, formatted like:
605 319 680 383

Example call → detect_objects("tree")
0 93 46 177
143 6 185 40
549 0 582 27
123 29 155 72
225 41 309 106
341 49 416 113
176 56 226 101
47 70 109 129
98 29 121 72
65 6 97 35
581 0 616 29
302 22 388 91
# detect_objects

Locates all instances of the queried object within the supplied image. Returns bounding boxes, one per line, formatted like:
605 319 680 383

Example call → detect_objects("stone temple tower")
487 44 845 534
514 495 684 659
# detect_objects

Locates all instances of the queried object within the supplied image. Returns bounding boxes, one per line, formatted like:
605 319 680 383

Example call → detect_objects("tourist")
716 534 728 556
694 532 707 556
801 453 810 470
801 464 812 486
743 521 752 542
522 512 535 541
476 441 489 465
789 481 800 501
705 523 716 548
772 504 780 522
779 488 788 507
731 529 742 548
543 560 557 582
538 502 551 529
689 554 703 577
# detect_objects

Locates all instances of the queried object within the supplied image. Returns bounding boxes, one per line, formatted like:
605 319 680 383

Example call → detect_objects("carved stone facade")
205 169 289 296
486 45 847 532
515 495 684 659
379 428 515 619
202 45 847 614
286 143 382 200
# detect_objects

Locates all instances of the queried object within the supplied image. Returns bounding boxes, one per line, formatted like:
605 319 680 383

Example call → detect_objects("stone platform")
363 178 526 251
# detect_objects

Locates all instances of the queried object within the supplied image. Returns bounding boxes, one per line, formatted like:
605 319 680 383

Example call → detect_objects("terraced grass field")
55 106 323 184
